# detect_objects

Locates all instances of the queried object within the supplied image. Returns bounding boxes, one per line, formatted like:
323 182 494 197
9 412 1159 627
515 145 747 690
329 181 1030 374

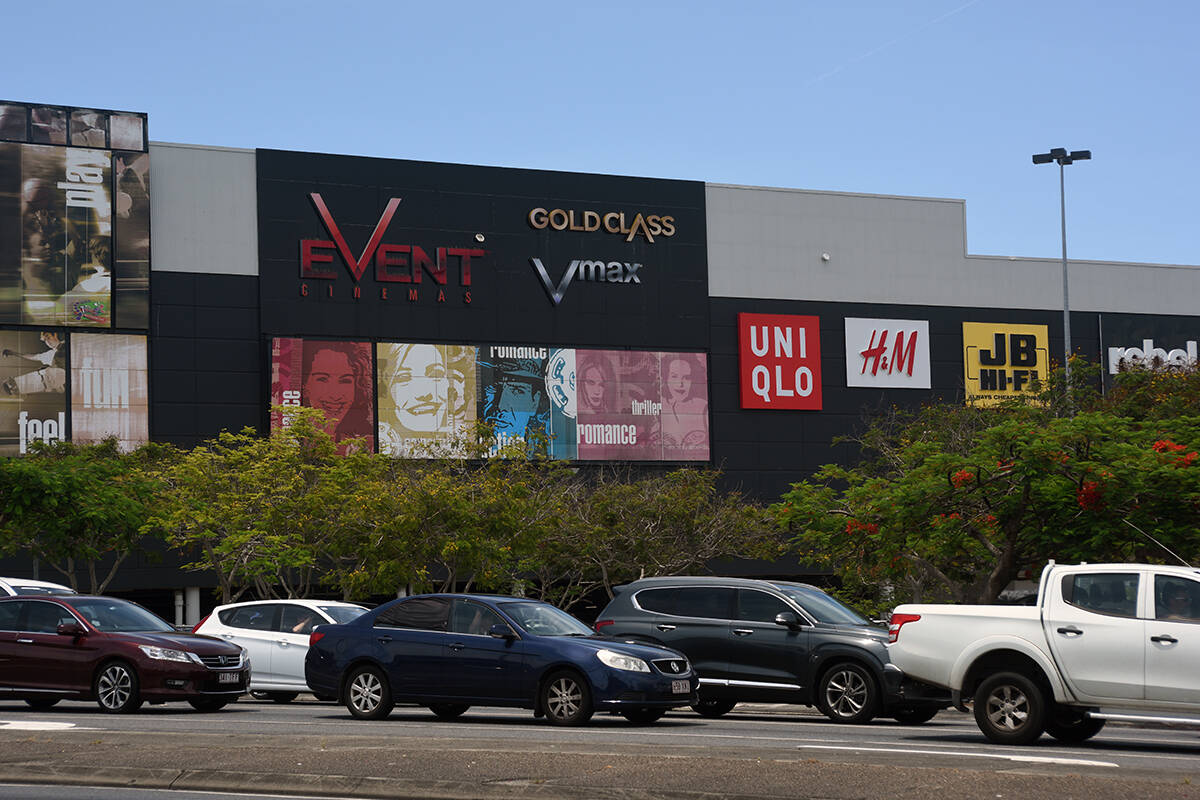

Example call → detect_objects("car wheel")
24 697 61 710
188 698 230 712
95 661 143 714
250 690 270 700
1044 706 1105 743
817 662 879 724
313 693 337 702
428 703 470 720
621 707 666 725
973 671 1047 745
541 670 593 727
345 666 393 720
267 692 300 704
690 698 737 718
890 706 939 725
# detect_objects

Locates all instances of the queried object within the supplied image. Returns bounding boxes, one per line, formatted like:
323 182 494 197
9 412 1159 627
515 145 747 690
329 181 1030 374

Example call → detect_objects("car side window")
0 601 22 631
375 597 450 631
1154 575 1200 623
449 599 507 635
1063 573 1139 618
635 587 735 620
736 589 792 623
224 605 279 631
279 605 318 635
24 601 76 633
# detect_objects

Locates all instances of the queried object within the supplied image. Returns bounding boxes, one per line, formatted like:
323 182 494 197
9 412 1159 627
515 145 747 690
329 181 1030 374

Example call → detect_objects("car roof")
213 598 366 610
0 576 76 593
615 576 790 592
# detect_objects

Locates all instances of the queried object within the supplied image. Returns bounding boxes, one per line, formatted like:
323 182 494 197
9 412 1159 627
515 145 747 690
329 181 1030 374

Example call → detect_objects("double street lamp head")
1033 148 1092 166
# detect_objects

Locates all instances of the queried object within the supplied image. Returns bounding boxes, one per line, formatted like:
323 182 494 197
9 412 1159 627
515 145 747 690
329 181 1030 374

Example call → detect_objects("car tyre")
541 670 593 727
1044 706 1105 743
24 697 61 710
345 666 393 720
95 661 143 714
973 671 1047 745
890 706 939 725
188 698 230 712
817 662 879 724
266 691 300 704
621 707 666 725
690 697 737 718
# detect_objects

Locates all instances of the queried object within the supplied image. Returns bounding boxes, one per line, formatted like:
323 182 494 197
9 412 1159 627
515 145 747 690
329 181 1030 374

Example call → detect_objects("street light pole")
1032 147 1091 384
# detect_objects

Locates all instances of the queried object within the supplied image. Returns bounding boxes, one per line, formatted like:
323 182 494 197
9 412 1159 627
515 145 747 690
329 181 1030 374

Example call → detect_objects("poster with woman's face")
270 337 374 454
659 352 709 460
575 349 661 461
377 342 476 457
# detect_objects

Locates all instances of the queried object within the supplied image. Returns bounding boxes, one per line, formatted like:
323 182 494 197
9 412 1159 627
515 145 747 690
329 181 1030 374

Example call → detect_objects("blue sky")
5 1 1195 266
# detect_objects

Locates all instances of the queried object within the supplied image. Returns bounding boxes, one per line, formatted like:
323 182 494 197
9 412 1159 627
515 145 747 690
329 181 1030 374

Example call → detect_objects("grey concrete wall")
706 183 1200 315
150 143 258 276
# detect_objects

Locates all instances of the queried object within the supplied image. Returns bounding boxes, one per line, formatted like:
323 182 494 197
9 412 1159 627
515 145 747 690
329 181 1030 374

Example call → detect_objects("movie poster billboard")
70 333 148 451
270 337 374 454
113 150 150 329
0 329 67 455
377 342 477 457
658 352 709 461
476 345 576 459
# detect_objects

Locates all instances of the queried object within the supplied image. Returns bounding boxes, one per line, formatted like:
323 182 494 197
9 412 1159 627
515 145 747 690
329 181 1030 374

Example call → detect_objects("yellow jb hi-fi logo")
962 322 1049 405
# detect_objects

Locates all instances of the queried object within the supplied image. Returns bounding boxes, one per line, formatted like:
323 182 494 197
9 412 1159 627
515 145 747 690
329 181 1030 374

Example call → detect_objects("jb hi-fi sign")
738 313 822 410
962 322 1049 405
298 193 485 304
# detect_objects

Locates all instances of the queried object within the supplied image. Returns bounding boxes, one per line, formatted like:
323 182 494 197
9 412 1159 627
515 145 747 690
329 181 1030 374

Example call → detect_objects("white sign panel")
844 318 930 388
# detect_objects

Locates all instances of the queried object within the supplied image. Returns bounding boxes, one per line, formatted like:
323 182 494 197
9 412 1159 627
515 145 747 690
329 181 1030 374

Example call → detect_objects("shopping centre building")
3 100 1198 619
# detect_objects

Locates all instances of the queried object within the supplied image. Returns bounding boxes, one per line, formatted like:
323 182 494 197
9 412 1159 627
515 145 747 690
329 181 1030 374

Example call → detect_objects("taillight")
191 614 210 634
309 630 326 646
594 619 614 632
888 613 921 644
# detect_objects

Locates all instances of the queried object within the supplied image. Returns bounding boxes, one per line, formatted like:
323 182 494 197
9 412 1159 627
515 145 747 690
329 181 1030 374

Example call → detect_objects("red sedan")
0 595 249 712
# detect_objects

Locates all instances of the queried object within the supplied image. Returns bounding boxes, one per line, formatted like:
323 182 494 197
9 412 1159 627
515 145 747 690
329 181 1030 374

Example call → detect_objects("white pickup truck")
887 561 1200 744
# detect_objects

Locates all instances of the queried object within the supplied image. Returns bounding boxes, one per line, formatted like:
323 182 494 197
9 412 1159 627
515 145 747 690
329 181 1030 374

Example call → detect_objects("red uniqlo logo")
738 313 822 410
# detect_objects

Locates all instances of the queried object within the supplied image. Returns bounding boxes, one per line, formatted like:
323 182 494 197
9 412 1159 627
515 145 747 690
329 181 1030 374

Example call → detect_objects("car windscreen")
774 586 870 626
498 602 593 636
9 585 74 596
319 605 368 624
70 598 175 633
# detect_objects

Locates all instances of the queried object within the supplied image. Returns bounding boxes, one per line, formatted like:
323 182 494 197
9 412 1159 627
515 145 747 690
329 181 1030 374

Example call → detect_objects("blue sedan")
305 593 697 725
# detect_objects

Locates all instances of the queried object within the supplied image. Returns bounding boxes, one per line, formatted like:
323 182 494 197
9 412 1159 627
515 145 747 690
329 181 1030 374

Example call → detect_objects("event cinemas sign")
299 193 485 305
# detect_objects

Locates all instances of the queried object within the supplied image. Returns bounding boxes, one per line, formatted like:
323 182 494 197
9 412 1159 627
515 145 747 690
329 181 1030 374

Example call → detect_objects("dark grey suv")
594 577 947 724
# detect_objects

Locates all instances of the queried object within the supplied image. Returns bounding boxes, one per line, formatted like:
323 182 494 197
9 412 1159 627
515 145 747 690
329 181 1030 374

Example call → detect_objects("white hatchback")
193 599 368 702
0 576 76 596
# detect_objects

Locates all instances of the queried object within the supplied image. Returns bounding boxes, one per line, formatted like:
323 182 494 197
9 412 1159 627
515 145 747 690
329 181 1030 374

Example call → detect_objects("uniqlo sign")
844 318 931 388
738 313 822 410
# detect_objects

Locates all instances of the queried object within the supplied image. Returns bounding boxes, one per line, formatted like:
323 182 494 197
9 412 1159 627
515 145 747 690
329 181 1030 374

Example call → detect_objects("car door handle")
655 624 677 632
276 640 289 647
376 635 392 644
1057 626 1083 636
732 628 754 636
16 638 33 644
1151 634 1178 644
220 633 235 639
449 643 465 652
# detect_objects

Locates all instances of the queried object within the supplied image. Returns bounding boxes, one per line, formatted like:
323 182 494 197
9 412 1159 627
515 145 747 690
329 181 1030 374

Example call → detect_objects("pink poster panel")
659 352 709 461
270 337 374 454
576 350 661 461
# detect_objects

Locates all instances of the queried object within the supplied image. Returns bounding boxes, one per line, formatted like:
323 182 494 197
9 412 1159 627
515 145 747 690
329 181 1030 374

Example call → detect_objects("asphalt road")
1 697 1198 799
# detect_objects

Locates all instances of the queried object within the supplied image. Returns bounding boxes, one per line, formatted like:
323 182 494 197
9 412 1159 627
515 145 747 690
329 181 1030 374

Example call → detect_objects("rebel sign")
738 313 822 410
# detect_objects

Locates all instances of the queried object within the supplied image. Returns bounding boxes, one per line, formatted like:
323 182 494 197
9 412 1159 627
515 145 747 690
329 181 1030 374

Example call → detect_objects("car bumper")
137 662 251 700
592 671 699 708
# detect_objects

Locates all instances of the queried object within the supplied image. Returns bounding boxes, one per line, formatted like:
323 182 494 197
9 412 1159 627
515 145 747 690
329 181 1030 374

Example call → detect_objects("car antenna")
1123 519 1195 568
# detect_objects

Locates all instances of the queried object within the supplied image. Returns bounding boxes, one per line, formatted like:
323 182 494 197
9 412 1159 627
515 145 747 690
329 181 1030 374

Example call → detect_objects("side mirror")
774 611 803 629
57 621 87 637
488 623 517 639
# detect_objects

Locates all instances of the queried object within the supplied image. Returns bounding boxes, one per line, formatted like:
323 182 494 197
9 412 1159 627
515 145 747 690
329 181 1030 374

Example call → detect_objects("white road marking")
0 720 91 731
797 744 1119 767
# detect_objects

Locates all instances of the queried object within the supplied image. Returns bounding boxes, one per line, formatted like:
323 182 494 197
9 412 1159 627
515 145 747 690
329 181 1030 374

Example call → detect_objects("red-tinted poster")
738 313 822 410
270 337 374 454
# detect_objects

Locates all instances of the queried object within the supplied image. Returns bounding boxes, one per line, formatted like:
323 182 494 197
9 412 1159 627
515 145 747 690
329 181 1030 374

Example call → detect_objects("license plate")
671 680 689 694
218 672 240 684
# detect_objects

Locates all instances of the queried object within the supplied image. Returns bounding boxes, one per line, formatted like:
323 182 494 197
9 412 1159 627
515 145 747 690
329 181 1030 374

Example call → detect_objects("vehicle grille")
199 653 243 669
652 658 688 675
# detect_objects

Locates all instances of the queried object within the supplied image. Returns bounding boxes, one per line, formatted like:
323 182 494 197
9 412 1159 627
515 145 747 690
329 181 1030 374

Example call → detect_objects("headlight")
138 645 199 663
596 649 649 672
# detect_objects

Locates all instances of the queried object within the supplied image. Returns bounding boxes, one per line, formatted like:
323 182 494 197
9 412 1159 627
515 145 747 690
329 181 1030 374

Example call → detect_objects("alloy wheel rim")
547 678 582 720
986 685 1029 731
350 673 382 713
825 669 867 717
98 666 131 709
